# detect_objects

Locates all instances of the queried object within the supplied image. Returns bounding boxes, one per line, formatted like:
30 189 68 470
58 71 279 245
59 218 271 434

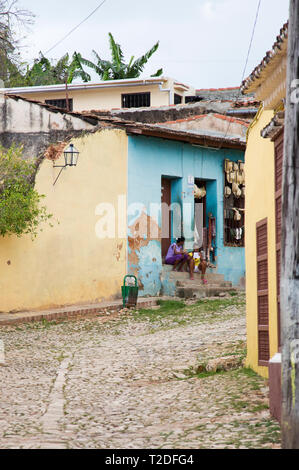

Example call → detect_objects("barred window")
121 93 151 108
45 99 73 111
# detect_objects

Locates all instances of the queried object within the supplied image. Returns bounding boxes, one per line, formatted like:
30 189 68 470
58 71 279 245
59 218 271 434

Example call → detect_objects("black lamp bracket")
53 166 66 186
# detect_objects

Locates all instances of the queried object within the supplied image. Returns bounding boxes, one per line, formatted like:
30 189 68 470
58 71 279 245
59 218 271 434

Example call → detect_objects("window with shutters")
256 218 270 366
121 92 151 108
274 130 283 349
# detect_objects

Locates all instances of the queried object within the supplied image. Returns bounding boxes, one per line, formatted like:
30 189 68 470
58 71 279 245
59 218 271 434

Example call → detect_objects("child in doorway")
188 243 208 284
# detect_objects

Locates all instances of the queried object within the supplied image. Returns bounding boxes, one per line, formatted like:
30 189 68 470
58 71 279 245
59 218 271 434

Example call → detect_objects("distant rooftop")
0 76 194 95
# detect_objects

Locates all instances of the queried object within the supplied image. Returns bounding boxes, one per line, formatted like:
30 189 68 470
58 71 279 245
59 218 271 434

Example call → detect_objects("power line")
44 0 108 55
240 0 262 83
218 0 262 148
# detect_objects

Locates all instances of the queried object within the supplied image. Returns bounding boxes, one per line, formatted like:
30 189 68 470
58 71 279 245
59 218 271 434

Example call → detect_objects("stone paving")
0 295 281 449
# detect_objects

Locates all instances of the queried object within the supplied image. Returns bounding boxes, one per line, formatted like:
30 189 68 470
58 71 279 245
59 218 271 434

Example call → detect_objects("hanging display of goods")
225 159 233 172
241 186 246 197
233 162 239 171
224 186 232 198
239 161 245 171
227 171 236 183
232 182 239 195
234 210 242 221
194 184 206 199
237 171 245 184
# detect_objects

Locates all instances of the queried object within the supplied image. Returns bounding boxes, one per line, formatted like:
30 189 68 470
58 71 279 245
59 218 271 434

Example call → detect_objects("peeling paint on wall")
128 211 162 295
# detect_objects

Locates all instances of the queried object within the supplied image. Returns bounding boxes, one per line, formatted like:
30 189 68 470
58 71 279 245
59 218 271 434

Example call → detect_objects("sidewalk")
0 297 159 326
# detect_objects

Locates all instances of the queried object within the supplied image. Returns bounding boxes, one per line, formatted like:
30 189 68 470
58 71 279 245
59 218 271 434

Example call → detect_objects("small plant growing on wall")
0 145 53 238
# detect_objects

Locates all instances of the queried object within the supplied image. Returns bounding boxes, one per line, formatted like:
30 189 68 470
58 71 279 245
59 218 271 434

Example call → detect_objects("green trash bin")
121 275 139 308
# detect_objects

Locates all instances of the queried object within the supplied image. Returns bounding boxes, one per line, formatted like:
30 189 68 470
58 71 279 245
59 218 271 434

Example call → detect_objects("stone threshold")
0 297 160 326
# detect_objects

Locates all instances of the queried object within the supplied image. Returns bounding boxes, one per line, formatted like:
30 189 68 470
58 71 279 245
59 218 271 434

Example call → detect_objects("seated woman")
188 243 208 284
165 237 195 280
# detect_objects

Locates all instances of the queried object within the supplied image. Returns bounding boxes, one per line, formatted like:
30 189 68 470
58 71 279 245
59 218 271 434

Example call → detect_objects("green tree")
0 145 53 238
77 32 163 80
23 52 91 87
0 0 34 87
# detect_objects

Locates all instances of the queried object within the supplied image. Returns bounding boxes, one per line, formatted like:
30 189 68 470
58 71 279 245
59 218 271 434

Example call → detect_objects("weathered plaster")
128 211 162 294
0 128 128 312
127 135 245 296
0 94 96 160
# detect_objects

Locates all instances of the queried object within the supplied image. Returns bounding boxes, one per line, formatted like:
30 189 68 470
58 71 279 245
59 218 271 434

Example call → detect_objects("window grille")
121 93 151 108
45 99 73 111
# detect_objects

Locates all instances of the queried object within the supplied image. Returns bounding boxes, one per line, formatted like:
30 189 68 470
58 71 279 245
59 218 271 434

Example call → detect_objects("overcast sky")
20 0 289 89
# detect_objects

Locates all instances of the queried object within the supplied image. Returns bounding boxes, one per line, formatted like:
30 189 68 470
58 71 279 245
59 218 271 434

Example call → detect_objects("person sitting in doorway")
165 237 195 280
188 243 208 284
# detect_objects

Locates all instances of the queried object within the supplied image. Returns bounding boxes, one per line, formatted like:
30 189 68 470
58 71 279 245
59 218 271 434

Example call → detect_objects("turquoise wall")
128 135 245 295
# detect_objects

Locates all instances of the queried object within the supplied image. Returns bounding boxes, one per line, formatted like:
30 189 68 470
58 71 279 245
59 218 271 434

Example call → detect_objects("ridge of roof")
159 113 249 127
196 87 240 92
125 122 246 149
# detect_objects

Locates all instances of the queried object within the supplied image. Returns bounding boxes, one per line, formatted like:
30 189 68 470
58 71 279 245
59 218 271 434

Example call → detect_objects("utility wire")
44 0 108 55
1 0 108 85
218 0 262 148
240 0 262 85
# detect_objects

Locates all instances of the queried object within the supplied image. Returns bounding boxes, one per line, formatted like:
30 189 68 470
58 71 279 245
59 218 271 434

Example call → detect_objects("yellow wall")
245 108 279 378
15 83 172 111
0 128 128 312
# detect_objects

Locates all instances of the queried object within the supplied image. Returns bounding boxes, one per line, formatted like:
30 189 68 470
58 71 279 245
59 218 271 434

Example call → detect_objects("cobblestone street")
0 296 281 449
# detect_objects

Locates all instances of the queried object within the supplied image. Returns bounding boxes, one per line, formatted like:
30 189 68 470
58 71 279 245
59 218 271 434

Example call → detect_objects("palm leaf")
108 32 124 71
151 68 163 77
129 41 160 76
79 56 106 77
68 53 91 83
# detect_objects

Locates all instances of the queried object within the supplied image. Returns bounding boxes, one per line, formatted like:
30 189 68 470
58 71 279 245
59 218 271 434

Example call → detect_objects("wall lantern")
53 144 80 186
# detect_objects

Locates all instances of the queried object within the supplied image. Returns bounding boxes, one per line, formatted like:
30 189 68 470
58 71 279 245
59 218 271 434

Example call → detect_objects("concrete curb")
0 298 159 326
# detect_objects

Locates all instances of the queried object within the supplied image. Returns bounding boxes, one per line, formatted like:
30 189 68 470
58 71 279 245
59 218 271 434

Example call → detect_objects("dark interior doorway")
194 179 207 249
161 177 172 259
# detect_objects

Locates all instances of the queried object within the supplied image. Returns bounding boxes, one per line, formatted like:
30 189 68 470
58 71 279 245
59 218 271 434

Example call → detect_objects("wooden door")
161 178 172 259
256 218 270 366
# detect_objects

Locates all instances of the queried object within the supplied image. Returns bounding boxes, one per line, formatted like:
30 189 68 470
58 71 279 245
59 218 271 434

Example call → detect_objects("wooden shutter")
274 131 284 349
256 219 270 366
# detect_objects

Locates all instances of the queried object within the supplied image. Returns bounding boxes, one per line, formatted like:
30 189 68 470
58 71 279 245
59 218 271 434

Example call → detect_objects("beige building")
2 77 196 112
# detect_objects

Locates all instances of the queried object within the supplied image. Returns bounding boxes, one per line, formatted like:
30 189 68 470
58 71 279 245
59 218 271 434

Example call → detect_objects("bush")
0 145 53 238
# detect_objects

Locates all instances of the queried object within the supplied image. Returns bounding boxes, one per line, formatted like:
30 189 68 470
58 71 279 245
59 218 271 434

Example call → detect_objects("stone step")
176 279 233 288
168 271 226 283
176 286 238 299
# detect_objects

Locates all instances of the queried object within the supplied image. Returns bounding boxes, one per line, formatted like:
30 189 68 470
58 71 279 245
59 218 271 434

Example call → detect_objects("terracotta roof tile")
160 113 249 127
241 22 288 94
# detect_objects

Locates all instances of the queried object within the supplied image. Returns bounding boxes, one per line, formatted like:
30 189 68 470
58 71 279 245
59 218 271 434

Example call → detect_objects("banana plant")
77 32 163 81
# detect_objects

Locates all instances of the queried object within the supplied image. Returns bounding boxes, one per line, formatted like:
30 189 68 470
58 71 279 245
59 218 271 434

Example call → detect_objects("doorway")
161 177 172 259
194 179 207 249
